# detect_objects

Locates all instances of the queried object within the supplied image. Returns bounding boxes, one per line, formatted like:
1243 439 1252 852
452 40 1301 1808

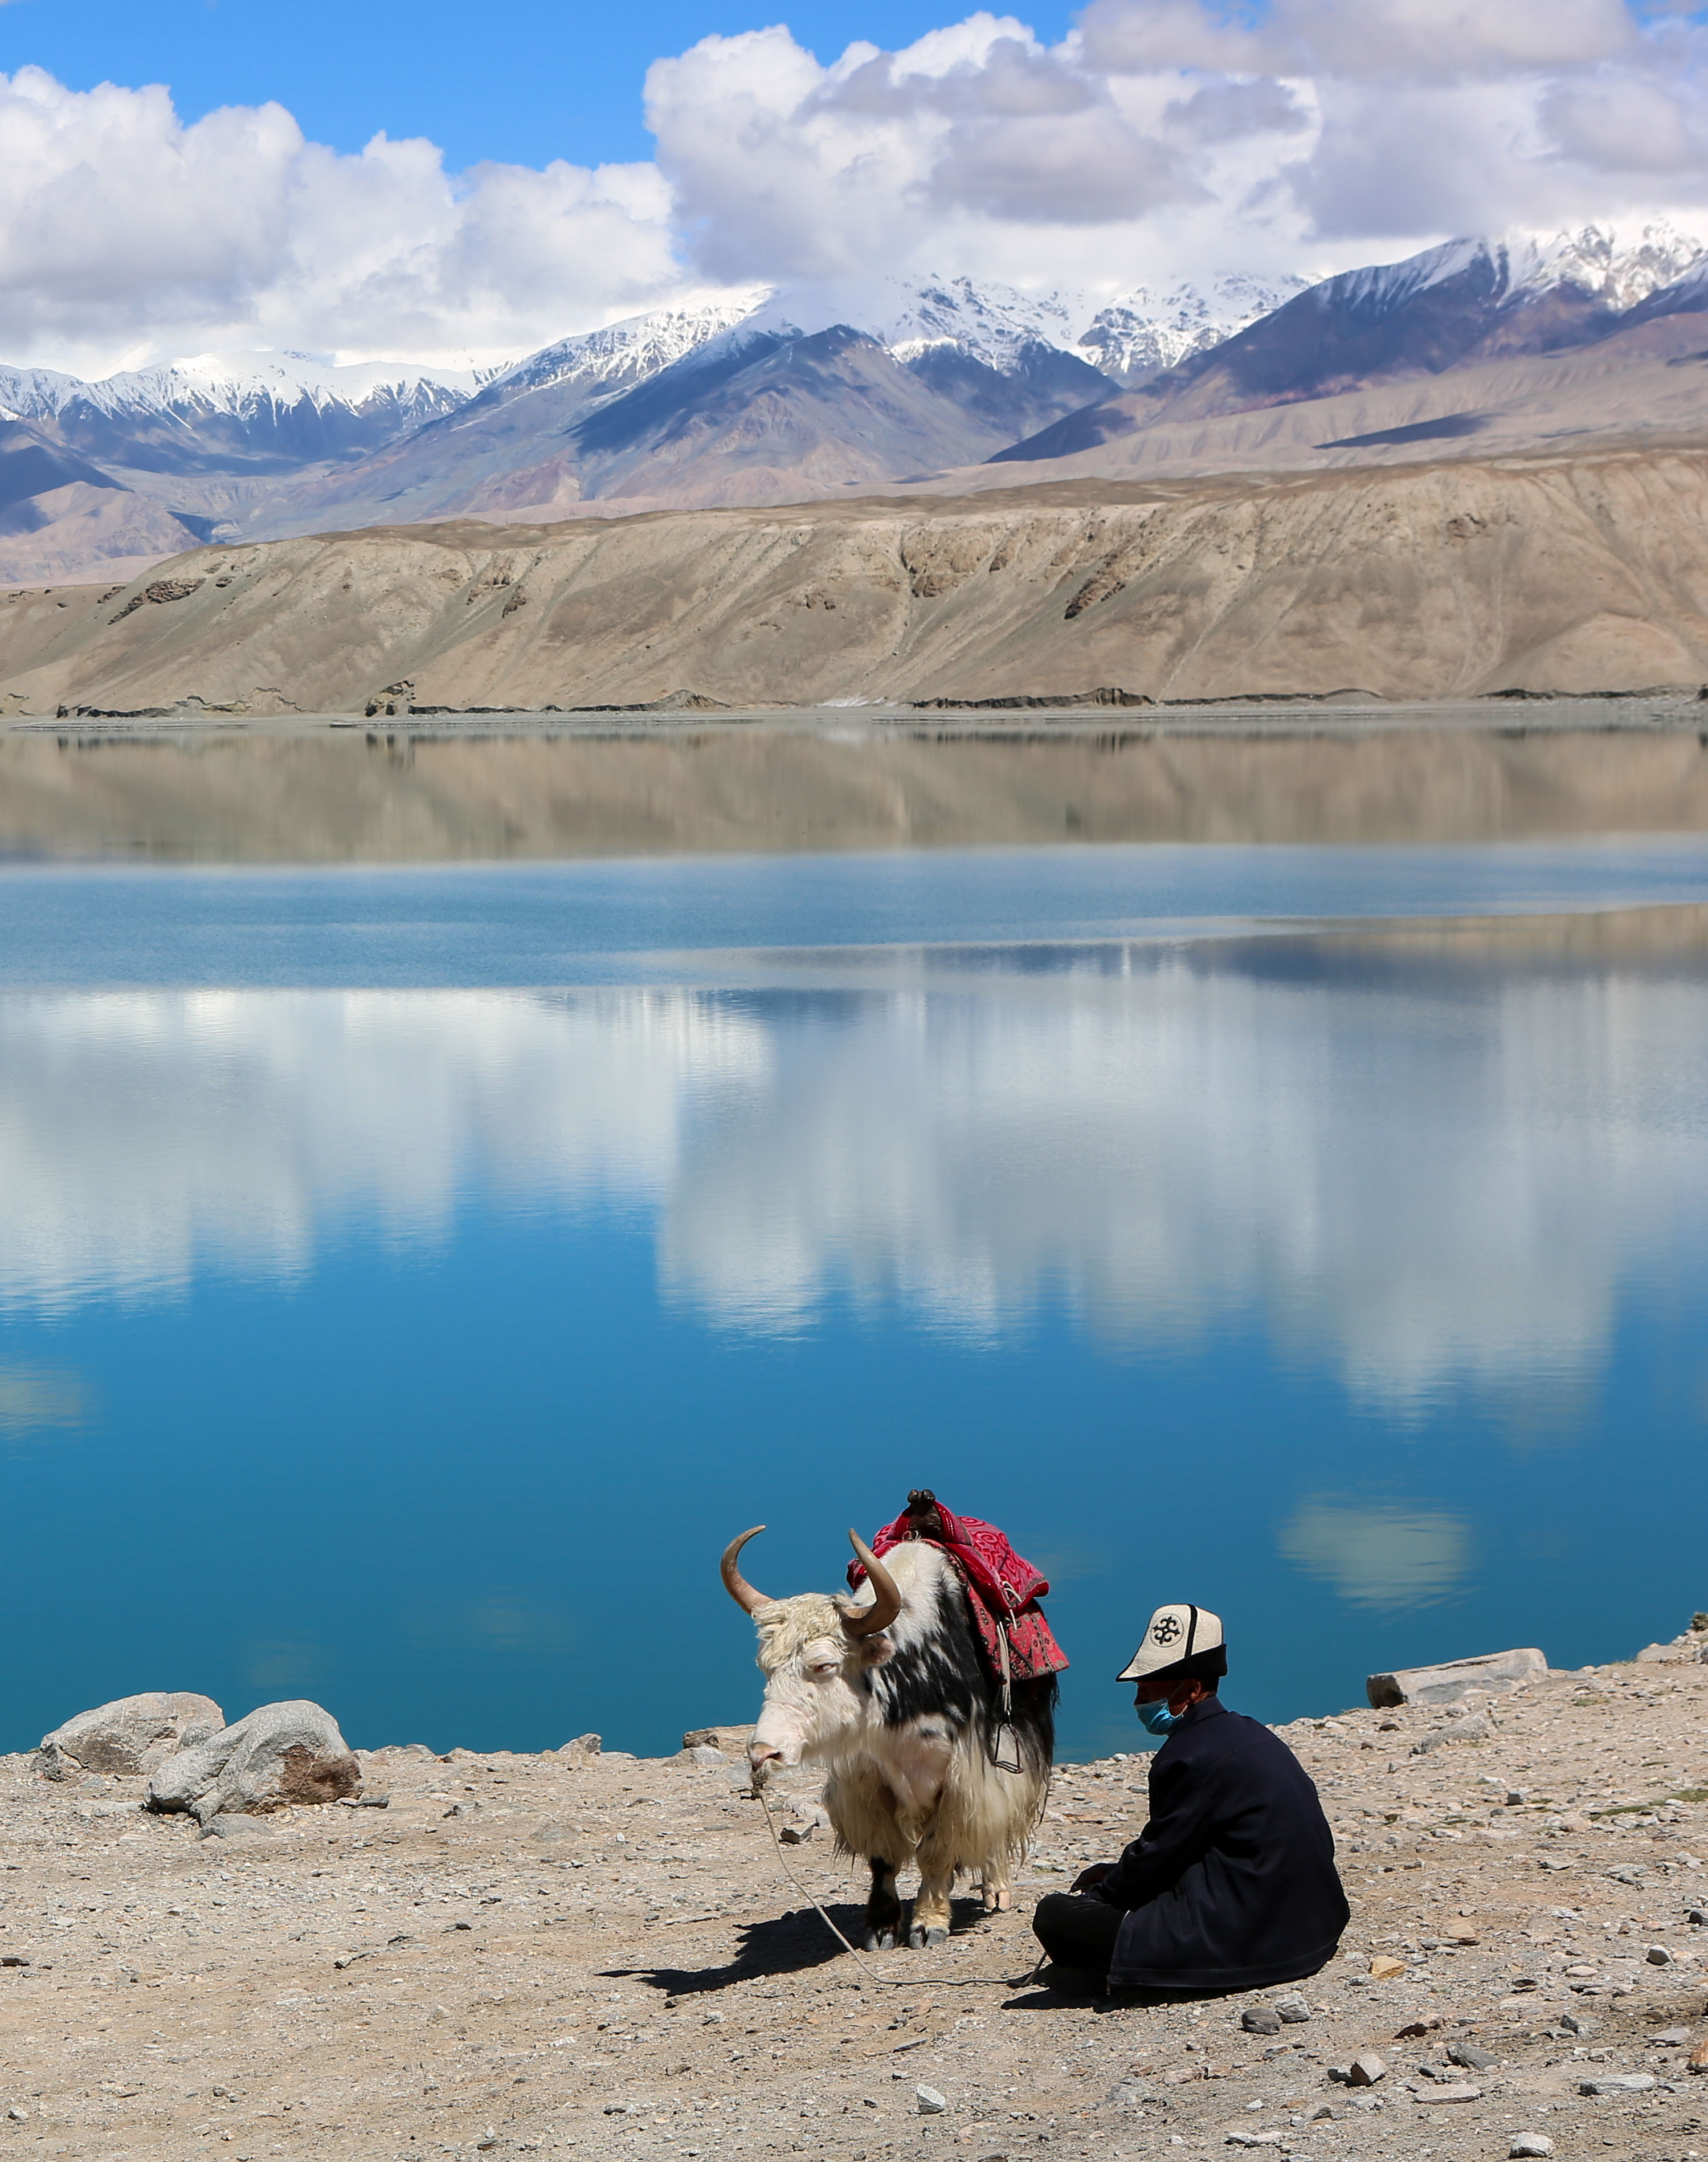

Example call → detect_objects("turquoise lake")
3 833 1707 1764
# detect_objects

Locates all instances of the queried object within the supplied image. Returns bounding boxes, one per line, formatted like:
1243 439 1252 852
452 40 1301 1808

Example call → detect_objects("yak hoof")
864 1929 896 1952
909 1924 948 1949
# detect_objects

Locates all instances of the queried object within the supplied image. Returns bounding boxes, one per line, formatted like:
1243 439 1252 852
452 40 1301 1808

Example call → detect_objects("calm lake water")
4 830 1708 1764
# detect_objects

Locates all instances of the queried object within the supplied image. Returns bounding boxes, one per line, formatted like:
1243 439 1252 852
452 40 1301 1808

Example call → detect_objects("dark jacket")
1093 1696 1349 1990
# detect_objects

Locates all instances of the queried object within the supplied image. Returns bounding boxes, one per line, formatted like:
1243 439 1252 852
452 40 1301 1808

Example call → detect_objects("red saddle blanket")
848 1499 1069 1682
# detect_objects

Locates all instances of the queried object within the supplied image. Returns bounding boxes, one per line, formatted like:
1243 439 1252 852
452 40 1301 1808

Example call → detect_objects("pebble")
1346 2053 1388 2087
1241 2008 1282 2035
916 2086 948 2116
1508 2137 1553 2158
1645 1943 1674 1964
1447 2037 1497 2070
1578 2072 1657 2095
1273 1992 1311 2023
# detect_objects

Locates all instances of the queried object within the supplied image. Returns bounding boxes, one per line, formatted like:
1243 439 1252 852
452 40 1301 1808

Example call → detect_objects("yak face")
747 1593 895 1771
721 1524 904 1776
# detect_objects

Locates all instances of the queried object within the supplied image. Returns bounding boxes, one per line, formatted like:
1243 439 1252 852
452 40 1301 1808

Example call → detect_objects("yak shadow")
616 1895 1020 1997
611 1902 862 1996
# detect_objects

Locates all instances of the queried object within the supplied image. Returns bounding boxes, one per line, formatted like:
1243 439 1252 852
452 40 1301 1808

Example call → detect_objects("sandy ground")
2 1649 1705 2162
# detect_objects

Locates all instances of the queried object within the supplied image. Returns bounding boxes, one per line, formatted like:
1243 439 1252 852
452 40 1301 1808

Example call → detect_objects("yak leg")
978 1868 1012 1914
865 1858 902 1951
909 1821 960 1948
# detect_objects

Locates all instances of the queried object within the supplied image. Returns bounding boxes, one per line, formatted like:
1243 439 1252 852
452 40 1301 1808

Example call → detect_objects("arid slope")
5 446 1708 715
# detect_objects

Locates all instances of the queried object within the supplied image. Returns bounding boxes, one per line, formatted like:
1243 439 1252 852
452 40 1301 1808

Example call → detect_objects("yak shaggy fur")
749 1542 1055 1945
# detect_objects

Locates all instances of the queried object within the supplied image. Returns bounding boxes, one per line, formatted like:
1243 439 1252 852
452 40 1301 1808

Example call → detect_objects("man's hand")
1070 1862 1115 1894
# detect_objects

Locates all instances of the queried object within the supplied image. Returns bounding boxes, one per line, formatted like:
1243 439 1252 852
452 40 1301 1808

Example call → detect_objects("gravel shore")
2 1653 1705 2162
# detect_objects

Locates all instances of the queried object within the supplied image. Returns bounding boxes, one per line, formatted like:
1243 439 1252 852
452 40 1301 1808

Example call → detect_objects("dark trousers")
1032 1891 1124 1979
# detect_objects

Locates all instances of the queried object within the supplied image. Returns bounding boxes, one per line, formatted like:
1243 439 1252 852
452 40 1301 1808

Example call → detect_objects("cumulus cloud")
0 64 685 373
643 0 1708 305
5 0 1708 373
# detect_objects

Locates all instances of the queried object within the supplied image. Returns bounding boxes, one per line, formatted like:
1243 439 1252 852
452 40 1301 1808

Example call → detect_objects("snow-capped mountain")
0 350 480 427
996 223 1708 466
473 300 764 408
1510 221 1705 309
0 349 483 489
1077 274 1311 382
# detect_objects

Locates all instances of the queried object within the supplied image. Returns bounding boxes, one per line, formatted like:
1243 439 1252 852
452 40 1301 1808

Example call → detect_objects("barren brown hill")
6 445 1708 717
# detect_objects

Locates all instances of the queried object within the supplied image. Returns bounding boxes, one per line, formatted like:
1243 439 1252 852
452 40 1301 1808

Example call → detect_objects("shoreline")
4 695 1708 740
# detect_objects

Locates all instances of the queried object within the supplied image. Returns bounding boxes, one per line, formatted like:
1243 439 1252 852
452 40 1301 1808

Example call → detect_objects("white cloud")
0 64 685 374
5 0 1708 373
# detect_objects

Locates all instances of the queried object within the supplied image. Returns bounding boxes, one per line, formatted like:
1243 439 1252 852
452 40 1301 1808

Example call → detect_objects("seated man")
1032 1602 1349 1993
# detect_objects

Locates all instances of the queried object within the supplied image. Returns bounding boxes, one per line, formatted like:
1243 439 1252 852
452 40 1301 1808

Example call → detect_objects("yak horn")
721 1525 774 1615
843 1529 902 1637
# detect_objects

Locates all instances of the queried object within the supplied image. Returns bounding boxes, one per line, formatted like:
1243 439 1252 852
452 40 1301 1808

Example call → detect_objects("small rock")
1645 1944 1674 1966
1509 2137 1553 2158
1605 1864 1646 1887
1241 2008 1282 2035
1423 2082 1481 2102
1652 2027 1691 2046
1446 2038 1497 2071
1104 2077 1158 2110
6 2107 27 2123
1577 2073 1657 2095
916 2086 947 2116
684 1745 727 1768
1346 2053 1387 2087
778 1822 813 1845
559 1734 601 1758
681 1725 753 1753
1273 1992 1311 2024
1369 1955 1407 1980
1224 2134 1282 2149
1559 2013 1597 2037
1412 1713 1490 1753
1688 2035 1708 2073
1687 1906 1707 1926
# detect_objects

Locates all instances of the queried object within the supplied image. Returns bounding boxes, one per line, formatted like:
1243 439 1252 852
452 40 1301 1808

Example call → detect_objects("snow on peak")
1507 221 1706 308
484 297 769 402
1326 237 1495 320
0 350 478 422
1078 273 1310 380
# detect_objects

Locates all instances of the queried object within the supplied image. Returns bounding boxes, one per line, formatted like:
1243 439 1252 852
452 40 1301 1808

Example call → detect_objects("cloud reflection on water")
2 934 1707 1407
1276 1500 1474 1610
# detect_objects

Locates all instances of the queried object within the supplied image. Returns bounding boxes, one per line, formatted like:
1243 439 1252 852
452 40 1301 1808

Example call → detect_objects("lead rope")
753 1780 1037 1990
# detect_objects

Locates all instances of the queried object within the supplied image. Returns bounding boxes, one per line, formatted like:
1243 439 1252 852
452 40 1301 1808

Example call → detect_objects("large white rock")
37 1692 224 1781
145 1700 361 1823
1366 1649 1547 1708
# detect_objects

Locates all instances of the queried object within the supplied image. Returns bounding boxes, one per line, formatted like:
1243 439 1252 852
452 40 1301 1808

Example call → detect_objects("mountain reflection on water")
4 901 1708 1761
5 719 1708 860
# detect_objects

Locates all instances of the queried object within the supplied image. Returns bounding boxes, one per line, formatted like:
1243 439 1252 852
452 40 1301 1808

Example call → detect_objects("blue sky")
0 0 1074 168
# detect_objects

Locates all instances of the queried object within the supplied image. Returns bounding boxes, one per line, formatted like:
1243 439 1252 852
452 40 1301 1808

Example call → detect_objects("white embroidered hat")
1117 1602 1225 1682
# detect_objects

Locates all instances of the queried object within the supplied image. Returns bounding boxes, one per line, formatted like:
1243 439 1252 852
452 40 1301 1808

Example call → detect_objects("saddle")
847 1489 1069 1684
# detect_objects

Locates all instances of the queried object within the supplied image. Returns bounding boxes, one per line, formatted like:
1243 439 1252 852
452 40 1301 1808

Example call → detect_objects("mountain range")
2 227 1705 588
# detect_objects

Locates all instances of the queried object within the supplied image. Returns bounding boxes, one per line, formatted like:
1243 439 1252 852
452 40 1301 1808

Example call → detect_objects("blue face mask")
1137 1698 1183 1736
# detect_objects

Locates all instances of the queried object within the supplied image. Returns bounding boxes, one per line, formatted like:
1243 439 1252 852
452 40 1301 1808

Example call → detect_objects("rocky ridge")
1 1641 1704 2161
